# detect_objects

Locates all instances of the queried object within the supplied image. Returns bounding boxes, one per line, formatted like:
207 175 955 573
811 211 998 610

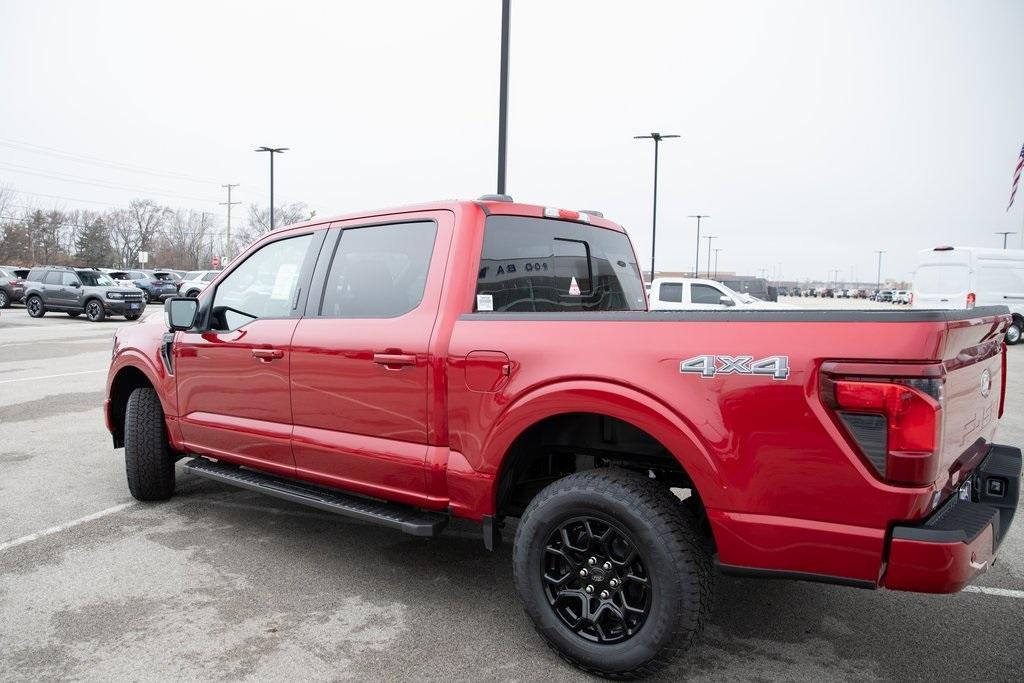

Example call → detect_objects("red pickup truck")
106 197 1020 678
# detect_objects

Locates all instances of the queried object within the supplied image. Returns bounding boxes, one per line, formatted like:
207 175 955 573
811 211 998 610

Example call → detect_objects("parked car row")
0 264 223 323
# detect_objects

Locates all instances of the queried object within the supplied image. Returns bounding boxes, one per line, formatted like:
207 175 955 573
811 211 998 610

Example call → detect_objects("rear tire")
0 290 8 308
186 289 200 298
513 469 713 679
25 295 45 317
124 387 175 501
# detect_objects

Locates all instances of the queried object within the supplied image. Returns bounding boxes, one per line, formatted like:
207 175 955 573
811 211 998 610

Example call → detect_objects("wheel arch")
484 381 724 538
108 364 157 448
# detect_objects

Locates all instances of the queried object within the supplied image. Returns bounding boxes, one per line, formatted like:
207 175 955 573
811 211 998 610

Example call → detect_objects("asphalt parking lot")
1 300 1022 682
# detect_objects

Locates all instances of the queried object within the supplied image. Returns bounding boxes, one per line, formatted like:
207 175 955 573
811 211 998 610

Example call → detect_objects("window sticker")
476 294 494 311
270 263 299 300
568 276 581 296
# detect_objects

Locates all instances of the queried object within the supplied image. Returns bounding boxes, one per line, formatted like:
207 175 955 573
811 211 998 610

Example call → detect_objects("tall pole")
496 0 511 195
713 248 722 279
704 235 716 278
996 231 1014 249
255 147 288 230
634 133 679 282
689 214 708 276
874 250 885 292
220 183 240 261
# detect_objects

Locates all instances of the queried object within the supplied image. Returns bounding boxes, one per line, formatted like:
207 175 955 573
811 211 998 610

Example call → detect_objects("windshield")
77 271 114 286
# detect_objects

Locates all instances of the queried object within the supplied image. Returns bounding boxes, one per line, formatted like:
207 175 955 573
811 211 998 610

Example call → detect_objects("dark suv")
0 265 26 308
108 270 180 304
23 266 146 321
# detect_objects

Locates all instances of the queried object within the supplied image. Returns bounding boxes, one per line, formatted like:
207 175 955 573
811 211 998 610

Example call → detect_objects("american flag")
1009 142 1024 211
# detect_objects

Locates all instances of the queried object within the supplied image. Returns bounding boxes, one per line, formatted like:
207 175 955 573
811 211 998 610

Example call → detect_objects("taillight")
821 375 944 486
908 292 913 305
7 280 17 286
151 280 163 286
966 292 976 309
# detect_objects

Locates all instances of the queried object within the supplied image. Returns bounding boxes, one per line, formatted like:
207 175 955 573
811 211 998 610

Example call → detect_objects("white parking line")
963 585 1024 599
0 369 105 384
0 502 134 552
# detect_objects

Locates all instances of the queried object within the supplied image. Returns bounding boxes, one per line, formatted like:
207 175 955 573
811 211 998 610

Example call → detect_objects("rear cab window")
475 216 645 312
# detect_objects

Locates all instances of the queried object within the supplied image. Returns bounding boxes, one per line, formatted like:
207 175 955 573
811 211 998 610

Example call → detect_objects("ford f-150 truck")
106 197 1020 678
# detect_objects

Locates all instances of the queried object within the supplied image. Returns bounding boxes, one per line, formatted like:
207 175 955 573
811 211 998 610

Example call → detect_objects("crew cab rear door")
288 210 453 507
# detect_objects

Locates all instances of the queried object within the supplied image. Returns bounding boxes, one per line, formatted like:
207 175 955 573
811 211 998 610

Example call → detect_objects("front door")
174 230 323 478
289 212 452 506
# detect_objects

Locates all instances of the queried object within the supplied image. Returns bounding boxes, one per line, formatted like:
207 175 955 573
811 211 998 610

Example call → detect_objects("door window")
318 221 437 318
42 271 61 285
60 272 79 286
691 284 725 305
211 233 313 330
658 282 683 303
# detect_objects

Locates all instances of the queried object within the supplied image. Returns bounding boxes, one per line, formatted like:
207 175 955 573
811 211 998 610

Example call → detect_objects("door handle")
373 353 417 368
251 348 284 361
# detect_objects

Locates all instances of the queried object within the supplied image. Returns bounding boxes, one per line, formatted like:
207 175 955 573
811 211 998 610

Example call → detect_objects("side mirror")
719 295 736 307
71 282 81 288
165 297 199 331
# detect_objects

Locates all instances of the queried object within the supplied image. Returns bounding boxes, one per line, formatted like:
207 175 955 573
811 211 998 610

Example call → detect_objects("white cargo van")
911 246 1024 344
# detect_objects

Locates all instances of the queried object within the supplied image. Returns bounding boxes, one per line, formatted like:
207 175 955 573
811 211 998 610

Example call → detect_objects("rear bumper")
884 444 1021 593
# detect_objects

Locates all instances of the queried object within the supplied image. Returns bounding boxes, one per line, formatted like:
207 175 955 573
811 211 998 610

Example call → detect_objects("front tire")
124 312 141 321
25 295 45 317
513 469 713 679
124 387 175 500
1007 321 1022 346
0 290 8 308
85 299 106 322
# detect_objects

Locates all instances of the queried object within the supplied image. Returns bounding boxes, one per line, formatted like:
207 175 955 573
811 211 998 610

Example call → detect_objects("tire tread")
124 387 175 500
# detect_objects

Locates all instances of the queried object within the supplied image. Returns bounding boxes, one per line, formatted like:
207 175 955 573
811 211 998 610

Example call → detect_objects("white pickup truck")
648 277 791 310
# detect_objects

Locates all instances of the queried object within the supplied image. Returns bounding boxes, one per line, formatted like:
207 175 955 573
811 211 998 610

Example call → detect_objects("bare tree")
163 209 214 269
239 201 315 248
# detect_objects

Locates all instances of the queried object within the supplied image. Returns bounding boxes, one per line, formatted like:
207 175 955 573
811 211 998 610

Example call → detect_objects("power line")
0 161 222 203
0 137 225 186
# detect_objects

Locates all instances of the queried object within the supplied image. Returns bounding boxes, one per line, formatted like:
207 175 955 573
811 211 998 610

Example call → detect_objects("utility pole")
874 250 885 292
496 0 511 195
255 146 288 229
996 231 1014 249
220 184 240 261
713 248 722 279
704 235 717 278
634 133 680 282
688 215 708 276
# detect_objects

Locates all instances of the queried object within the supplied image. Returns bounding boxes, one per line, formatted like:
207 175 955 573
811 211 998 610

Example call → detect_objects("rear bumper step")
183 457 449 537
885 444 1021 593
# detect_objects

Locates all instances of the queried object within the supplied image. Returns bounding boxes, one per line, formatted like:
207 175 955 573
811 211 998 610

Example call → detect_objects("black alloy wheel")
543 516 650 644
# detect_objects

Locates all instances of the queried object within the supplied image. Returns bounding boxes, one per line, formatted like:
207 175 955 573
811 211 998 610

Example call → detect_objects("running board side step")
183 458 449 537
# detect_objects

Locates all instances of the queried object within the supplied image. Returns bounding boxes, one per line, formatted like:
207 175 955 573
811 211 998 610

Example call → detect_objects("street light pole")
255 146 288 229
635 133 680 282
874 250 885 292
996 231 1014 249
704 235 716 278
713 247 722 279
688 215 708 276
496 0 511 195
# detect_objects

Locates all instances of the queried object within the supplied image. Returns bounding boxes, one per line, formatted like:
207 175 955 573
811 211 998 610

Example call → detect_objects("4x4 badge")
679 355 790 381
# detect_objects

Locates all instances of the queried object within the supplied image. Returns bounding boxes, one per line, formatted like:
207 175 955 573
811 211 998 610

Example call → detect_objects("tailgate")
933 310 1010 491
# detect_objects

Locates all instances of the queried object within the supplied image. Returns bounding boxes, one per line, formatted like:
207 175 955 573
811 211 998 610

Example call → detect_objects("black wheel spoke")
542 515 650 645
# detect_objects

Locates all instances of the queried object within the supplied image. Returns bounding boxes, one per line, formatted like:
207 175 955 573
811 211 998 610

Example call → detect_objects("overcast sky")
1 0 1022 282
